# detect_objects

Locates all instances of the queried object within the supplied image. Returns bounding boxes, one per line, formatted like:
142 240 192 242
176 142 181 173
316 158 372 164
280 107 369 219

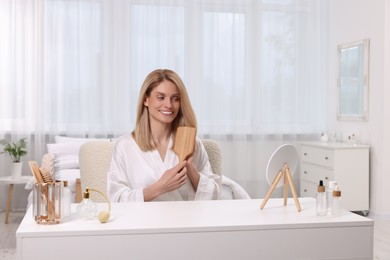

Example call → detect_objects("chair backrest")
79 141 114 202
201 139 222 176
78 139 222 202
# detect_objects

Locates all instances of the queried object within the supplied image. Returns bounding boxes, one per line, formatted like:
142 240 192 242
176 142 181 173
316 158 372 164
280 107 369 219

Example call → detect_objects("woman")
107 69 221 202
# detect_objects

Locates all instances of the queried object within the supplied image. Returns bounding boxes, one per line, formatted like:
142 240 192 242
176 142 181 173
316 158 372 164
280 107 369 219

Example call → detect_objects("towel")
220 176 251 200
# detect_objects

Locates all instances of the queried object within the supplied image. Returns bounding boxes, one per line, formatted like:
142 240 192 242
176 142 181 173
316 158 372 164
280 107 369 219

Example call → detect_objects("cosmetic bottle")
320 133 328 143
332 185 342 217
77 188 97 220
62 180 71 221
316 180 327 216
327 181 338 215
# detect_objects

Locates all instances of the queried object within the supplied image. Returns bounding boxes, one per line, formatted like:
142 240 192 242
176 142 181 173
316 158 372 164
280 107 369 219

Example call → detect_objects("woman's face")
144 80 181 126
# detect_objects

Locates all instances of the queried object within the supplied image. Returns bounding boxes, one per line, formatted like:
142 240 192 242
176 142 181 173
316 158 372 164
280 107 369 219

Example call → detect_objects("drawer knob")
304 171 307 174
324 156 329 160
304 152 307 156
304 189 307 192
325 177 329 180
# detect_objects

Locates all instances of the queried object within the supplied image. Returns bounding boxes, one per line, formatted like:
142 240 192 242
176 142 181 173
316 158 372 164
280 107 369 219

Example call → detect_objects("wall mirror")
337 38 369 121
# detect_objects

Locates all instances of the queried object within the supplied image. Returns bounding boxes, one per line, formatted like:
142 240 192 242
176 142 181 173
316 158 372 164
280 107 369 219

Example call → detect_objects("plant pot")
11 162 23 179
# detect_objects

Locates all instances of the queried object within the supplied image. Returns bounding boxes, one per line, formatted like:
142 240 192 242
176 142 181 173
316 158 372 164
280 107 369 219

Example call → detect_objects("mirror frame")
337 38 370 121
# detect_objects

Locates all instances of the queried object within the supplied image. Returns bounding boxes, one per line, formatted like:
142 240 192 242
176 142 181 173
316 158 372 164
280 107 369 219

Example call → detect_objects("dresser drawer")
300 180 317 198
301 146 334 168
300 163 334 186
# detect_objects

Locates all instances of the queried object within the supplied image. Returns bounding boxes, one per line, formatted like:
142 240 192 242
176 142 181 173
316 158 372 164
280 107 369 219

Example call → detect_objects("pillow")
55 135 110 143
47 142 83 174
24 177 37 190
49 136 112 178
55 169 80 193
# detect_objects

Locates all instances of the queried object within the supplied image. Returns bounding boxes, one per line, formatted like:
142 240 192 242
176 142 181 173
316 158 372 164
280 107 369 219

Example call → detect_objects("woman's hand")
143 160 187 201
158 161 188 193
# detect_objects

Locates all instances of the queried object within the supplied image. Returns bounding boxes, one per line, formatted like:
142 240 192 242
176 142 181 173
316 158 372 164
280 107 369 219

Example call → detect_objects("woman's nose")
164 98 173 107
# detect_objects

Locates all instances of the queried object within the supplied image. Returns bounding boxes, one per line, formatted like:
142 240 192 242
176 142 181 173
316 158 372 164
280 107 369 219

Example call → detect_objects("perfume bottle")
77 188 97 220
62 180 72 221
316 180 327 216
332 185 342 217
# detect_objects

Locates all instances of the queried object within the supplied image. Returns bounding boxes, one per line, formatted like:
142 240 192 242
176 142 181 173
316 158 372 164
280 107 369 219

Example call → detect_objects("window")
0 0 327 135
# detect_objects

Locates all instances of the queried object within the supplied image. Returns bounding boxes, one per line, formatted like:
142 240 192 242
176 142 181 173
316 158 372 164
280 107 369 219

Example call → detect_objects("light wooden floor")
374 219 390 259
0 211 24 249
1 211 390 259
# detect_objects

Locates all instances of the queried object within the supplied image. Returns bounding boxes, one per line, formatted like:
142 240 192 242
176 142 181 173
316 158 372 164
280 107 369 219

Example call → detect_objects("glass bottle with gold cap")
316 180 327 216
77 187 98 220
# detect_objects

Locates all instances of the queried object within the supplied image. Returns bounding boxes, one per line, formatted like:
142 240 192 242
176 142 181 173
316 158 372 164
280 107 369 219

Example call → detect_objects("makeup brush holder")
33 181 63 224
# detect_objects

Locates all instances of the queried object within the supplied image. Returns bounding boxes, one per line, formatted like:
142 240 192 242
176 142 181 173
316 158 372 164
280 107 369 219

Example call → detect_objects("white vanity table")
16 198 373 260
300 142 369 213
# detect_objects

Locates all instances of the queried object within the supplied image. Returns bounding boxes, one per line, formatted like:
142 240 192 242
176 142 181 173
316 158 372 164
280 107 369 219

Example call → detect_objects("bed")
25 136 112 208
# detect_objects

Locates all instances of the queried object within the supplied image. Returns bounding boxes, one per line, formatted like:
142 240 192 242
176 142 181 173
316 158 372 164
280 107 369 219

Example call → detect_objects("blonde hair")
132 69 197 151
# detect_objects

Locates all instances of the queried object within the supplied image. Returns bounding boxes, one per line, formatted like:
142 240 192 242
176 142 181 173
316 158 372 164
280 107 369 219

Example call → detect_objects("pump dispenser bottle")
332 185 342 217
316 180 327 216
62 180 71 221
327 181 338 215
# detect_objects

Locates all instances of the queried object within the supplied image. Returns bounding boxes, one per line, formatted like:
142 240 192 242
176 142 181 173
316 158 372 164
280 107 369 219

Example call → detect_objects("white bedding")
25 135 111 209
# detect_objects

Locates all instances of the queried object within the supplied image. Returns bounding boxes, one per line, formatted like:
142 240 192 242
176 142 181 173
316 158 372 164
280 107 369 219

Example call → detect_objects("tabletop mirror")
337 38 369 121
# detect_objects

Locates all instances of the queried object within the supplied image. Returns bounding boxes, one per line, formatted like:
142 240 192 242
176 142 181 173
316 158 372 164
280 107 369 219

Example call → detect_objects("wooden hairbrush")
172 126 197 162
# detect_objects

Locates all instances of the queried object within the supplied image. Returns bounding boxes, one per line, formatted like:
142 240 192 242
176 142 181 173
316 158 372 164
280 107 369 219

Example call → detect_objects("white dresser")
300 142 369 213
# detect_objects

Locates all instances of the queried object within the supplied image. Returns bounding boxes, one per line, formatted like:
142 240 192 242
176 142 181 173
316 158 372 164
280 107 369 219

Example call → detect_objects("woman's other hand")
143 160 187 201
184 157 200 191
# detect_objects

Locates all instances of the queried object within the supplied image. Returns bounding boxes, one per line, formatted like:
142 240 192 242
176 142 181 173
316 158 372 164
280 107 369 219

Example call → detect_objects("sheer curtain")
0 0 328 199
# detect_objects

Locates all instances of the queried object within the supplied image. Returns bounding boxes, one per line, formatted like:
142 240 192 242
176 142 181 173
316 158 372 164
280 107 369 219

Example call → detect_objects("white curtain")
0 0 328 200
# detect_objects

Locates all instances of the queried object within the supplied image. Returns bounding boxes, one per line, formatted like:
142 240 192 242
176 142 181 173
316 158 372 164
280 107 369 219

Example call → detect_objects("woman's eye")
172 96 180 102
157 95 164 100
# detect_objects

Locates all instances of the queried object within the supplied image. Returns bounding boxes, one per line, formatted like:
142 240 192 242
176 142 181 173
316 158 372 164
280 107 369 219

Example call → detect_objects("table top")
16 198 373 238
0 175 32 184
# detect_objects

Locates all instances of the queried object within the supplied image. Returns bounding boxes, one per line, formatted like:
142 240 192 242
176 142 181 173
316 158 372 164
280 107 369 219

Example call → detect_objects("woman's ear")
144 98 149 107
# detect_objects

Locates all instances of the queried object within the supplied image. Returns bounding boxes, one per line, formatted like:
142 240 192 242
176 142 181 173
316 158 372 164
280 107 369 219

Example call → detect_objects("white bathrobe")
107 134 221 202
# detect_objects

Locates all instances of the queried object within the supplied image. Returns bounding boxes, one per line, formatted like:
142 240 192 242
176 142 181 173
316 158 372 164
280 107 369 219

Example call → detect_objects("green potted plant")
0 138 27 178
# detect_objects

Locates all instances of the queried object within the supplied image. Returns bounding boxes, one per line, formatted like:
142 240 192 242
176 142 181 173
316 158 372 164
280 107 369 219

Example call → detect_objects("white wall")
383 1 390 218
328 0 390 218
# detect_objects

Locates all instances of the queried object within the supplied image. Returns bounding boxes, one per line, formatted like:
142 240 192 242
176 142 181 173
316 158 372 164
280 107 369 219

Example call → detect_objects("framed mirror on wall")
337 38 370 121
